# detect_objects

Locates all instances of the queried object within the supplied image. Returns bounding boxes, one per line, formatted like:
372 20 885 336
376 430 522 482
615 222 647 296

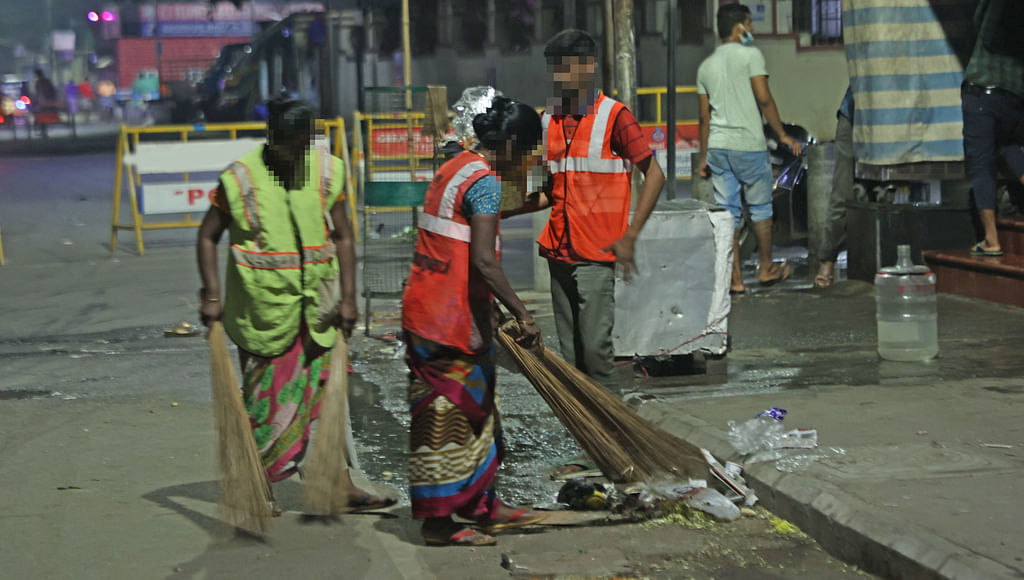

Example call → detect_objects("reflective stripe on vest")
230 243 334 270
418 212 501 250
231 245 301 270
545 97 630 175
302 243 334 264
230 161 261 232
438 160 490 219
547 157 631 174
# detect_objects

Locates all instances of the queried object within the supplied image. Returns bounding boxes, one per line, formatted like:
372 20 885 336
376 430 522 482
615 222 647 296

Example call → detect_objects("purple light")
101 11 116 22
87 11 99 22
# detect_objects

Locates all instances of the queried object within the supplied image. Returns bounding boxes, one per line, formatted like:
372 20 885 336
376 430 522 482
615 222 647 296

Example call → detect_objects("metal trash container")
613 199 733 358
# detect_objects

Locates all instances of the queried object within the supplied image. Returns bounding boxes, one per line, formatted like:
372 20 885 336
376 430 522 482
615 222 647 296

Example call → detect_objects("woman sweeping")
197 97 392 514
402 96 546 546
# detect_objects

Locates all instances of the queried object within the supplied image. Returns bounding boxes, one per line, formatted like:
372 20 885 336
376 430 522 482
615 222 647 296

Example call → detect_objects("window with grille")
794 0 843 46
637 0 705 44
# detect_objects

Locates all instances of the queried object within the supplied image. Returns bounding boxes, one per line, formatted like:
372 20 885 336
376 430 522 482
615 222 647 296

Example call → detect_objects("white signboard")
140 181 218 215
655 147 697 180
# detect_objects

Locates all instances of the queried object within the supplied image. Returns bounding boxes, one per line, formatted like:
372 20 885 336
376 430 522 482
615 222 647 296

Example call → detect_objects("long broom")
208 321 272 533
497 321 706 484
302 331 353 516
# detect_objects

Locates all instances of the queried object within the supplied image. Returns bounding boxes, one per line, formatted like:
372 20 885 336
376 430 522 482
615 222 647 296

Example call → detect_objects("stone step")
923 249 1024 308
997 216 1024 255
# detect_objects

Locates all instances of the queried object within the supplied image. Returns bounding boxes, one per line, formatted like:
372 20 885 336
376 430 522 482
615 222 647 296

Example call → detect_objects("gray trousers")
548 260 617 389
818 114 856 263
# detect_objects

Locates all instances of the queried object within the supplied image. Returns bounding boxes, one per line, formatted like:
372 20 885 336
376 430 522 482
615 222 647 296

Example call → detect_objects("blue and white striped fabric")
843 0 975 164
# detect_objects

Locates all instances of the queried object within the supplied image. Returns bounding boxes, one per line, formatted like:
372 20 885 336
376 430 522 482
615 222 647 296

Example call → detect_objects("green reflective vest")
221 146 345 357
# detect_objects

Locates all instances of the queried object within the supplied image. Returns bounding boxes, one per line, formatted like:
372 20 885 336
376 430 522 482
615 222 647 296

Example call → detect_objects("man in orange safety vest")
506 29 665 390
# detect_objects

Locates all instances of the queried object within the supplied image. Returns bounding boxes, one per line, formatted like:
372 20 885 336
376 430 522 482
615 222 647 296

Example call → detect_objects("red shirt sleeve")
609 107 653 165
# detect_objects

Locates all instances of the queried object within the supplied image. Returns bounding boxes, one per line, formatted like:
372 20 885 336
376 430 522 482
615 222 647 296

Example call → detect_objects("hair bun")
472 99 509 144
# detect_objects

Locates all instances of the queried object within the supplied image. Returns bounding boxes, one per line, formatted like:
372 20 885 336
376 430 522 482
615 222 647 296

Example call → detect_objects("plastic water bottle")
875 245 938 361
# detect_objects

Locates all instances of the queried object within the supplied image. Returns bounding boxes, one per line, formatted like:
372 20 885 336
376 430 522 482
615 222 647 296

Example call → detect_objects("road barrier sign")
111 119 356 254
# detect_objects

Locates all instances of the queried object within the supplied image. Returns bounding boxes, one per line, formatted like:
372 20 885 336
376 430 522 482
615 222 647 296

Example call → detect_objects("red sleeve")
609 107 653 165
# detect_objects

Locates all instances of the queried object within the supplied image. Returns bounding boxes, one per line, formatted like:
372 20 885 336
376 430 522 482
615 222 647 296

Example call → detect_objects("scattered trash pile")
728 407 845 473
551 407 845 524
553 447 757 523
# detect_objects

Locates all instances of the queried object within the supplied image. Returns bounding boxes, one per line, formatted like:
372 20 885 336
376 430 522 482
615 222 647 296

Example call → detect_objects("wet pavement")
2 151 1020 577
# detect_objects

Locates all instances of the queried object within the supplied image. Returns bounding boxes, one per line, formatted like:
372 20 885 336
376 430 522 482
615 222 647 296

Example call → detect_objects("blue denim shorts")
706 149 774 227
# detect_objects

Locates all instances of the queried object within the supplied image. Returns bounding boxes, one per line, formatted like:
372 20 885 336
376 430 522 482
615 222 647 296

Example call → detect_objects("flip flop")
758 262 792 287
970 243 1004 257
729 288 747 295
480 509 547 534
423 528 497 547
346 494 397 514
813 274 833 289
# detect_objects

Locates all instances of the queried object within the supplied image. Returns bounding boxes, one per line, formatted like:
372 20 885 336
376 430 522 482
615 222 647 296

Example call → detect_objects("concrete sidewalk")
635 284 1024 580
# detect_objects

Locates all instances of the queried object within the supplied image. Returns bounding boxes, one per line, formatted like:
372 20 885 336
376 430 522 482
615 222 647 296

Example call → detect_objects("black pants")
961 84 1024 211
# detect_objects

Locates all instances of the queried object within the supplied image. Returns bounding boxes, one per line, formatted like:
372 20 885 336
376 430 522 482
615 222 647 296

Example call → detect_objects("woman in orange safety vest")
402 96 547 546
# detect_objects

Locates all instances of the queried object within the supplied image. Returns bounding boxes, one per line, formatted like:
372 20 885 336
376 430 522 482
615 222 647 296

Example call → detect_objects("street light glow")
87 11 99 22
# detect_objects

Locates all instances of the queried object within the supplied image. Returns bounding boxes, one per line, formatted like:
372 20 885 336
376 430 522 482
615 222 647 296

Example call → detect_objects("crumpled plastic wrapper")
451 86 503 147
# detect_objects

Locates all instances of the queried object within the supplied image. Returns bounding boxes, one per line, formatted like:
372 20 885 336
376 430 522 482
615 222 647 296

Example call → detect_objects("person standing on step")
961 0 1024 257
505 29 665 391
696 3 803 294
815 86 856 289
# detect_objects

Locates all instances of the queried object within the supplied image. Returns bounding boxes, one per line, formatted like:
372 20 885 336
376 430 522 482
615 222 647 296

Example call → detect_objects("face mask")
740 25 755 46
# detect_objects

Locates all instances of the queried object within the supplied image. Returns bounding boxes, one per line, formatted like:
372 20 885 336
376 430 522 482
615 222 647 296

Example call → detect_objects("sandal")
479 508 547 534
813 273 833 289
759 262 792 286
269 500 284 518
970 243 1003 257
346 493 397 514
423 528 497 547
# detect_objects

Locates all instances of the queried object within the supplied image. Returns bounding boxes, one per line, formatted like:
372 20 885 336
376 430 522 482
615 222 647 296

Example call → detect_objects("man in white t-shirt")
696 3 803 293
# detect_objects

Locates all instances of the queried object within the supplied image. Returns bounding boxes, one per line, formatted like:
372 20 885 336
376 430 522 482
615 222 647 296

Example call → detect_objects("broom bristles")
209 322 272 533
497 323 706 484
302 331 352 516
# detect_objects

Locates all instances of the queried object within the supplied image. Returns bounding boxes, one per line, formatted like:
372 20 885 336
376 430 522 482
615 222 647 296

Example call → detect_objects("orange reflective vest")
538 93 632 262
402 151 499 354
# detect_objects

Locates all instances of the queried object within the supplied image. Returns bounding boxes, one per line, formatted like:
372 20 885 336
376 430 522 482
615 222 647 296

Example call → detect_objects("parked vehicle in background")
196 43 252 122
1 75 32 128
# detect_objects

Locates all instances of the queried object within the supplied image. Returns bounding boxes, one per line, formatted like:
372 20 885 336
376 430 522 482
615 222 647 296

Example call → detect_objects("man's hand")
606 236 637 282
781 135 803 156
335 298 359 338
199 299 224 327
697 157 711 179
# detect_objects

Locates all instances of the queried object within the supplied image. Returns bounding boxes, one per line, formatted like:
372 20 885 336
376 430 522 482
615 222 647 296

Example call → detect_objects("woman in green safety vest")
196 97 393 514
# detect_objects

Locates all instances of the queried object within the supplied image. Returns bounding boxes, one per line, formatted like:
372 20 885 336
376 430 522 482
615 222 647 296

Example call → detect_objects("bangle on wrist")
200 288 220 303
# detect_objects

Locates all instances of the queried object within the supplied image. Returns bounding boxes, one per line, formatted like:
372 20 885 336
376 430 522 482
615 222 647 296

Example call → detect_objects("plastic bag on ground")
684 488 741 521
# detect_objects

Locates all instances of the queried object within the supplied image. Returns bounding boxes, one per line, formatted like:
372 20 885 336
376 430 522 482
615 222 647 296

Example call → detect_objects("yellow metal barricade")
613 86 701 181
353 87 437 334
110 119 358 255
